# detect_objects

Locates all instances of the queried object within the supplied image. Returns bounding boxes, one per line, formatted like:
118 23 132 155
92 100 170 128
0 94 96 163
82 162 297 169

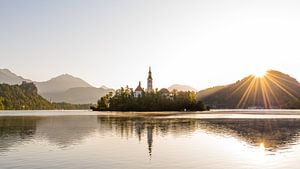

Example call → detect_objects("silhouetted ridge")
35 74 92 93
197 70 300 109
168 84 197 92
0 68 30 84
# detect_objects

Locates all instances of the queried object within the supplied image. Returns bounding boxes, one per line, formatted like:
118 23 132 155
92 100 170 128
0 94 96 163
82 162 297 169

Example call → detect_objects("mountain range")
0 69 113 104
2 68 300 109
197 70 300 109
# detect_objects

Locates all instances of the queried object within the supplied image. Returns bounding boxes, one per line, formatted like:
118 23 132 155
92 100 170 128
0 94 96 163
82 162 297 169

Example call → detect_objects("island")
92 67 208 112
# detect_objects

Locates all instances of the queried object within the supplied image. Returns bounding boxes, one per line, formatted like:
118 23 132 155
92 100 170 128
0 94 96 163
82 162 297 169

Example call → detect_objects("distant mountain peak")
100 85 110 90
35 74 92 94
50 74 79 80
0 68 30 84
1 68 12 73
168 84 197 92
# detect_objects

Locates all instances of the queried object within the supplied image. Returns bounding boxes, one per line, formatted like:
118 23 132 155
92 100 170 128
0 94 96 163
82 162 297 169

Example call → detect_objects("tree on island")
0 97 4 110
95 86 208 111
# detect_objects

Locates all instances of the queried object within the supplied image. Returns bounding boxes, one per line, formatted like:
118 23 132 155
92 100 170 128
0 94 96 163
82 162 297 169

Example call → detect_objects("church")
134 67 153 98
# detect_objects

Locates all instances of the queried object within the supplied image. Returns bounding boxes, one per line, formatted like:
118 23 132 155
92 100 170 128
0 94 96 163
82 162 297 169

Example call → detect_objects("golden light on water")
259 142 265 153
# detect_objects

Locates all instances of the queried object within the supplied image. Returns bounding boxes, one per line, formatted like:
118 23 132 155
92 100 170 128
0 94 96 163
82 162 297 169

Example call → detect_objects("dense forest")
94 87 208 111
0 82 90 110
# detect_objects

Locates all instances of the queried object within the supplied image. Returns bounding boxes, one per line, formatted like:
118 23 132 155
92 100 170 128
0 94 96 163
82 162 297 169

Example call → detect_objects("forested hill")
0 82 89 110
197 70 300 109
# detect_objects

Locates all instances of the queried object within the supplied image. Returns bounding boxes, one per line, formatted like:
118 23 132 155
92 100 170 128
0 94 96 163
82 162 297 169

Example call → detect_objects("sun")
253 69 267 78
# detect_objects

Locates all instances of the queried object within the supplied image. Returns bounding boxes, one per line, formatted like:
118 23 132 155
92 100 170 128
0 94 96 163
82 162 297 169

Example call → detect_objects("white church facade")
134 67 153 98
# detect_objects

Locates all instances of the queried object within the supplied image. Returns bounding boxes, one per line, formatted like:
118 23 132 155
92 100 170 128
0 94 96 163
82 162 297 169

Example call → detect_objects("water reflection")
200 118 300 152
36 116 97 148
1 115 300 157
0 116 98 151
96 116 300 156
0 117 38 152
259 142 266 154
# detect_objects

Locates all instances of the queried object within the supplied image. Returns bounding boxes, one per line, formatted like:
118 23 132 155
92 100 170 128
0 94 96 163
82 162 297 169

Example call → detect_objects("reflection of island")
1 115 300 157
96 116 300 156
96 116 200 157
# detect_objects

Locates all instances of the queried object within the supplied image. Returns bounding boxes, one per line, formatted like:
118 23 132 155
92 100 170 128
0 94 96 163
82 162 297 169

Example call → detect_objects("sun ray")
229 76 254 99
228 70 298 109
265 76 297 99
263 77 281 108
260 78 271 108
252 79 259 106
267 72 297 84
237 77 257 108
268 74 297 92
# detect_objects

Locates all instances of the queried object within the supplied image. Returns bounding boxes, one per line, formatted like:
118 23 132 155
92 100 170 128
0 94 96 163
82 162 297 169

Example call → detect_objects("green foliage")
96 87 207 111
52 102 91 110
0 82 90 110
0 97 4 110
0 83 53 110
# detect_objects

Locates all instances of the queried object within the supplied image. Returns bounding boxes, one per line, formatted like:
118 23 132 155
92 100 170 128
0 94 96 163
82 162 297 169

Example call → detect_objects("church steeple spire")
147 66 153 92
148 67 152 79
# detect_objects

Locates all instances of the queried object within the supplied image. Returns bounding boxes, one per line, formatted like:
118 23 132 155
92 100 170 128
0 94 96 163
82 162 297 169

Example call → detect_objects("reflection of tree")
36 116 98 148
1 115 300 157
97 116 200 158
0 116 98 152
0 117 39 152
199 119 300 151
97 116 300 156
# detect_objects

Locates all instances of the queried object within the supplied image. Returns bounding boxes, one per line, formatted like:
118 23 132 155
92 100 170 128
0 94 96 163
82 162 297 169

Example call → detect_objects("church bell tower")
147 67 153 93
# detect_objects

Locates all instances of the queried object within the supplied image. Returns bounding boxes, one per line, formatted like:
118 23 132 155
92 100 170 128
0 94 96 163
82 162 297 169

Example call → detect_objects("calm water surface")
1 110 300 169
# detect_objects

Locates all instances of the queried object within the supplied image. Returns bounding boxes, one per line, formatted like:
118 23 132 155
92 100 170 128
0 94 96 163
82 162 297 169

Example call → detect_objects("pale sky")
1 0 300 90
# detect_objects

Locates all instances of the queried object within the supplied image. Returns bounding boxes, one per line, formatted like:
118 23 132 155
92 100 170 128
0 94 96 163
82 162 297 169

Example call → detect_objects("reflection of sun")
259 142 265 153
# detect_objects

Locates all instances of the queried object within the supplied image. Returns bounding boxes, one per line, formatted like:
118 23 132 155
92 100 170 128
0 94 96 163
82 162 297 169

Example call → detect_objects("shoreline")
1 109 300 118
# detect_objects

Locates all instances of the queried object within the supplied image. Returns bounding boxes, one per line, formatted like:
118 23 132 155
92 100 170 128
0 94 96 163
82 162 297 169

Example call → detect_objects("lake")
1 110 300 169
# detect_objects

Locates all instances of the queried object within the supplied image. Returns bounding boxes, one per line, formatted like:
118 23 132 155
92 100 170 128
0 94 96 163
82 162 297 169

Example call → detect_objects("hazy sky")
1 0 300 90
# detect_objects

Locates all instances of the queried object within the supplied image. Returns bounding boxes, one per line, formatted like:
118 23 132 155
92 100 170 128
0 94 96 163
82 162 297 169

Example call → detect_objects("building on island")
147 67 153 93
134 81 143 98
134 67 154 98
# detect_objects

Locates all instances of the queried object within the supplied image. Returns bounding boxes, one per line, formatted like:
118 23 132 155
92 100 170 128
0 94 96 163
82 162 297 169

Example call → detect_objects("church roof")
135 81 143 92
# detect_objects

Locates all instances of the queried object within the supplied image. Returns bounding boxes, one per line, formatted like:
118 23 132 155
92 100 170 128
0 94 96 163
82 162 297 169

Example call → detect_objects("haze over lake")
1 110 300 169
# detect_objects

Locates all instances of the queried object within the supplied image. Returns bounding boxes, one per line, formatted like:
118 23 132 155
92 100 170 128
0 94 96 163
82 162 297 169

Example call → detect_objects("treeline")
52 102 90 110
0 82 90 110
285 99 300 109
94 87 208 111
